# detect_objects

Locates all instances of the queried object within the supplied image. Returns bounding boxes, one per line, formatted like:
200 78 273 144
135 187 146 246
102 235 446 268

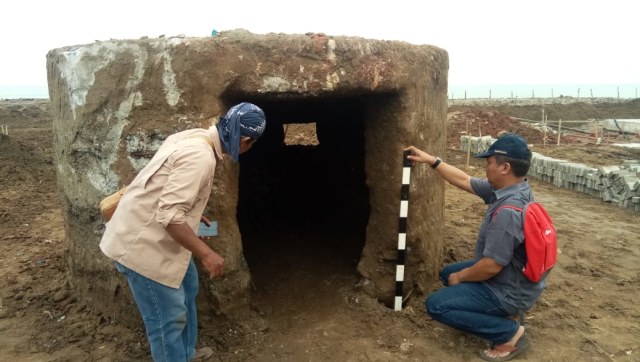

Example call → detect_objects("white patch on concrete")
357 42 372 56
127 50 148 93
116 91 142 126
261 76 291 92
162 54 182 107
167 37 184 46
57 45 110 119
371 65 383 89
87 42 148 192
58 163 75 175
327 39 337 64
125 133 165 172
325 72 340 90
58 42 148 191
87 91 145 192
57 42 148 120
55 39 187 199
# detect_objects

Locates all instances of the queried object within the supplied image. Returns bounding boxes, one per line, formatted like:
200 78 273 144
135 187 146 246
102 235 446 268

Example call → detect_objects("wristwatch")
431 157 442 169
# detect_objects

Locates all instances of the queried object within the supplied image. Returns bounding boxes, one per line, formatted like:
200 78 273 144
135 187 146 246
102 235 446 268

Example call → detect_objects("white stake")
557 119 562 146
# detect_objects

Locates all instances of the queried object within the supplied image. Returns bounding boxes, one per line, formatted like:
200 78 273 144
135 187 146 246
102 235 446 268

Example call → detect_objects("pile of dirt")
446 109 552 148
446 105 640 156
450 98 640 121
0 99 51 129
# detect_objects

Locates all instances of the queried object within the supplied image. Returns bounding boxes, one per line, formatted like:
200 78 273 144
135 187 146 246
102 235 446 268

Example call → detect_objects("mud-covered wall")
359 89 447 305
46 29 448 325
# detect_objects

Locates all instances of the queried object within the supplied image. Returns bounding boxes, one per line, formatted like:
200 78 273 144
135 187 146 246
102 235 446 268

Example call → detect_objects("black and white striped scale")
394 150 411 311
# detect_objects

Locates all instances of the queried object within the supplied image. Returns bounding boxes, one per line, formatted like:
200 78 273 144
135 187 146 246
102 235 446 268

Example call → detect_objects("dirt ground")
1 99 639 361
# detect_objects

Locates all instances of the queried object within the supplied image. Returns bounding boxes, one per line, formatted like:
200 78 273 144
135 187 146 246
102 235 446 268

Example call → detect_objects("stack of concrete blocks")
529 154 597 194
598 162 640 212
460 136 640 213
460 135 494 155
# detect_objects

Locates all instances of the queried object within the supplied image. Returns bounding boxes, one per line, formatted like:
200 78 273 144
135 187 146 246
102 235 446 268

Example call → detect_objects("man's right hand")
405 146 437 166
202 251 225 278
405 146 475 195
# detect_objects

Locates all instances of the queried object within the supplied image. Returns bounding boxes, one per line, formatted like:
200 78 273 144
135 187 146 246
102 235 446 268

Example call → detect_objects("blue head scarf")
216 102 266 161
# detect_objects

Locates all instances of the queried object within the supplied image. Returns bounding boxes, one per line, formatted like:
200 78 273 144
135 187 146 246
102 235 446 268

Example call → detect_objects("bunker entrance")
236 96 371 310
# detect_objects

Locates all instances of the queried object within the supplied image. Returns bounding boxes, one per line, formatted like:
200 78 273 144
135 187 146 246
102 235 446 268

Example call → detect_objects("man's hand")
447 258 504 286
202 251 225 278
448 272 462 286
405 146 475 194
405 146 437 166
199 215 212 241
166 222 224 277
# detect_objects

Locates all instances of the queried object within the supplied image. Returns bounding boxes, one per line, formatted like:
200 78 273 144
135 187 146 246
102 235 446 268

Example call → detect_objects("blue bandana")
216 102 266 161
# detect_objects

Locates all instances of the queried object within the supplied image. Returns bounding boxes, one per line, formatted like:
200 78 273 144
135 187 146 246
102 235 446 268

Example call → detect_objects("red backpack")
493 202 557 282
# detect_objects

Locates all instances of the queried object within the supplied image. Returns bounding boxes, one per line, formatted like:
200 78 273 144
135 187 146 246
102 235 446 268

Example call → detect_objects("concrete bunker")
46 30 448 326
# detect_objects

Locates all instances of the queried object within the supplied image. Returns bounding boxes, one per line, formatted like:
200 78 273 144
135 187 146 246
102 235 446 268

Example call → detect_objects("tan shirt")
100 126 224 288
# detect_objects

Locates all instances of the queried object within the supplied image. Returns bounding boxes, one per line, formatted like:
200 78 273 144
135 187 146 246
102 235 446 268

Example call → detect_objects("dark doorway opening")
236 96 370 315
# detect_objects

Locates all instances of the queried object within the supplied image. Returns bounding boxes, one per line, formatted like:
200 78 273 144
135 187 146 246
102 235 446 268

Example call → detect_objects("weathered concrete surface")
47 29 448 325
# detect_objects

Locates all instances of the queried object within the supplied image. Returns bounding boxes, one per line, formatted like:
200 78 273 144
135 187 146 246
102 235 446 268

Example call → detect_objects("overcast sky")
2 0 639 88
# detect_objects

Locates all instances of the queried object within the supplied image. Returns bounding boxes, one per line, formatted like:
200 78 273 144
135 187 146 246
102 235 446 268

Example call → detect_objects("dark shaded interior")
234 96 371 301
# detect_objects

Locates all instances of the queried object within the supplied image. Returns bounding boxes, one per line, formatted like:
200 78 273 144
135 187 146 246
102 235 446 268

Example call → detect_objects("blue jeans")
115 259 199 361
425 260 518 345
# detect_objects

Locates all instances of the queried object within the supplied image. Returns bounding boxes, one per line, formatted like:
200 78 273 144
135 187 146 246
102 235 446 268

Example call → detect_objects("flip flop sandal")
479 334 531 361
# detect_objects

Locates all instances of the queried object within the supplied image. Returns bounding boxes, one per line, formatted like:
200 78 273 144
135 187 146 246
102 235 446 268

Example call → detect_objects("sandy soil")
0 99 639 361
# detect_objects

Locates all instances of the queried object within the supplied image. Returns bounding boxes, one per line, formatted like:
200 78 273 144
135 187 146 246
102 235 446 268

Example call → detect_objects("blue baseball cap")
474 133 531 160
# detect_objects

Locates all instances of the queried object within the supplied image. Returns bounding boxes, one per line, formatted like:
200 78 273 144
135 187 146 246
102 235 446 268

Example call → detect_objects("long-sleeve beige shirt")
100 126 224 288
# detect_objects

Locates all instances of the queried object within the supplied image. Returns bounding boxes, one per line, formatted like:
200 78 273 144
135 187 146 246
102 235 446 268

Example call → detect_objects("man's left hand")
199 215 211 241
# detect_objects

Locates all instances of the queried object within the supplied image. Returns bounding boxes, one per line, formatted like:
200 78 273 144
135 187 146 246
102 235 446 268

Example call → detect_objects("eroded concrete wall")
46 29 448 325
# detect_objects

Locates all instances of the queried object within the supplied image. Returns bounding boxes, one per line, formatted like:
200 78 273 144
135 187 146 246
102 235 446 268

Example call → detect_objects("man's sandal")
479 334 531 361
193 347 214 361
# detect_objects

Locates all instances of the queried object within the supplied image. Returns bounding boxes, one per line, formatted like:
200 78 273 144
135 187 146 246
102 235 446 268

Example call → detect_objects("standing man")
100 102 266 361
407 134 544 361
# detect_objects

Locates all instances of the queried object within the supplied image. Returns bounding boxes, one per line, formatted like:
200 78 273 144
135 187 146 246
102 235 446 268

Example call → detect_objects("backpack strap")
491 204 523 219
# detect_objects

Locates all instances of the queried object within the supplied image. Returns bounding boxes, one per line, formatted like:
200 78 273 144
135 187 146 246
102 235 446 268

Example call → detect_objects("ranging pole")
394 150 411 311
